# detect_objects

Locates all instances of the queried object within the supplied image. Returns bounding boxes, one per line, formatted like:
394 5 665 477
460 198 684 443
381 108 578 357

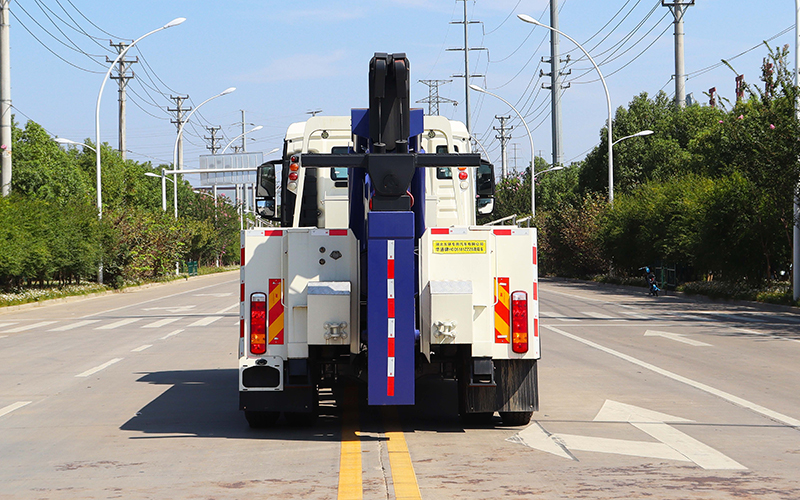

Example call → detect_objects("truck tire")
499 411 532 426
245 410 280 428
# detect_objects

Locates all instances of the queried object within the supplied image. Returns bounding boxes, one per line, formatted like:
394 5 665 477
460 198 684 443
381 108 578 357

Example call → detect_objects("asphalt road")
1 273 799 499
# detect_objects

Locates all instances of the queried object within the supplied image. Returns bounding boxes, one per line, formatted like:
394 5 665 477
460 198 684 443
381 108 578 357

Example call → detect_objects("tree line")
0 119 242 288
486 45 800 291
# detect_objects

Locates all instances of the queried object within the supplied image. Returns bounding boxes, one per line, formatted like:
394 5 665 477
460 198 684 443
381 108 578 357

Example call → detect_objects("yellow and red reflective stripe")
494 277 510 344
268 279 284 345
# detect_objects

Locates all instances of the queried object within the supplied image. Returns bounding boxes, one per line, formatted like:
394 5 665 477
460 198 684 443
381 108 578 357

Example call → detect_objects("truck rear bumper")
239 385 316 414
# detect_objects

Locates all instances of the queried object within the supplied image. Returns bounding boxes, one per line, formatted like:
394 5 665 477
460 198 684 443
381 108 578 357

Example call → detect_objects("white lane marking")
0 401 32 418
583 311 617 320
676 314 712 322
187 316 222 327
619 311 653 320
159 329 184 340
713 313 765 323
540 312 580 322
644 330 712 347
194 293 232 297
131 344 152 352
81 279 236 318
76 358 123 378
142 305 196 313
512 401 745 469
232 321 240 327
2 321 58 333
49 319 101 331
558 433 690 462
544 325 800 427
214 303 239 314
0 322 19 329
0 335 6 339
95 318 141 330
736 327 800 344
141 317 182 329
594 400 746 470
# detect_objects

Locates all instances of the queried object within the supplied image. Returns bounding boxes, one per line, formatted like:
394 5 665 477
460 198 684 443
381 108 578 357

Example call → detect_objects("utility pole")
417 79 457 116
448 0 486 135
168 95 191 171
1 0 11 196
662 0 694 108
108 41 137 161
205 125 222 155
541 0 570 168
494 115 513 178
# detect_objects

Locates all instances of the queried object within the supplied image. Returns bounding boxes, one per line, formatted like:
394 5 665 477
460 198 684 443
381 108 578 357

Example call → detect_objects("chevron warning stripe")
268 279 284 345
495 277 510 344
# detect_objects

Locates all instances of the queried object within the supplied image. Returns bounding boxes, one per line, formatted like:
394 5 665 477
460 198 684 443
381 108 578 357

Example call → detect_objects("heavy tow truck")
239 53 539 427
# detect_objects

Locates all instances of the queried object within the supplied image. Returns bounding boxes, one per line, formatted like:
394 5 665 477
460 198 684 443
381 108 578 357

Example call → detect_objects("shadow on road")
120 370 508 440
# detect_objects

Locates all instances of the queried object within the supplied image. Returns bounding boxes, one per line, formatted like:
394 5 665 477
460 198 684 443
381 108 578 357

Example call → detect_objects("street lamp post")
221 125 263 154
518 14 615 204
95 17 185 283
171 87 236 220
794 0 800 302
468 84 536 216
144 170 174 211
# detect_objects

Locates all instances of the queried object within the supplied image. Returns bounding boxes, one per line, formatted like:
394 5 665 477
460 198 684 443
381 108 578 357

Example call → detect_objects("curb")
0 270 238 315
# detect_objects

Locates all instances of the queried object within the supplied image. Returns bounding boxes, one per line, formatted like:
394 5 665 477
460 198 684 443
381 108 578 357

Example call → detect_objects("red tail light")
511 291 529 353
250 292 267 354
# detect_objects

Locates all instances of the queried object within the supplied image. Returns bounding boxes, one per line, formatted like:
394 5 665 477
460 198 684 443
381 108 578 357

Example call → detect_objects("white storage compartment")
429 280 473 344
307 281 351 345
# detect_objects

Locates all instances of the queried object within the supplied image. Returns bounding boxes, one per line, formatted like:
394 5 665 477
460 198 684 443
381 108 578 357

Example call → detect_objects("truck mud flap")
459 358 538 414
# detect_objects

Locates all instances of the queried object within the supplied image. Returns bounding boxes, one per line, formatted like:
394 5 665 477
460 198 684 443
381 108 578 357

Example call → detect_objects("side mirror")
256 162 276 198
256 199 276 219
477 197 495 215
256 160 280 220
476 159 495 197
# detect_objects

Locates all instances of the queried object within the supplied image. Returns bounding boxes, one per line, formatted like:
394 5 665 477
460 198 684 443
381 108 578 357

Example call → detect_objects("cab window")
330 146 349 181
435 145 459 179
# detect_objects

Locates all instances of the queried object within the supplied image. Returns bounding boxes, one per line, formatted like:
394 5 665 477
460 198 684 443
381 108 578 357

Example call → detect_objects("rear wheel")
499 411 532 426
245 410 280 428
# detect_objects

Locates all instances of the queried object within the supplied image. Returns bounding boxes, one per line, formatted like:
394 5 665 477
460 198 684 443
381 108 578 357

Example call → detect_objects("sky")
6 0 798 184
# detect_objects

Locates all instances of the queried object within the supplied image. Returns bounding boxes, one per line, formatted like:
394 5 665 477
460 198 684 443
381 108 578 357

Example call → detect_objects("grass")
591 274 798 307
0 265 238 308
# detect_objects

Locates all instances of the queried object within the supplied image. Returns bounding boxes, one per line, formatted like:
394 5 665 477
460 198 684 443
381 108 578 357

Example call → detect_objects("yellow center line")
338 386 362 500
382 407 422 500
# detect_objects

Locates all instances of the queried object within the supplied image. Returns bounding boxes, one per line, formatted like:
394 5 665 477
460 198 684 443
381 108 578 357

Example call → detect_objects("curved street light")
145 170 174 211
612 129 654 146
94 17 184 284
171 87 236 219
518 14 615 204
221 125 263 154
468 84 537 216
55 137 96 152
533 165 564 179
